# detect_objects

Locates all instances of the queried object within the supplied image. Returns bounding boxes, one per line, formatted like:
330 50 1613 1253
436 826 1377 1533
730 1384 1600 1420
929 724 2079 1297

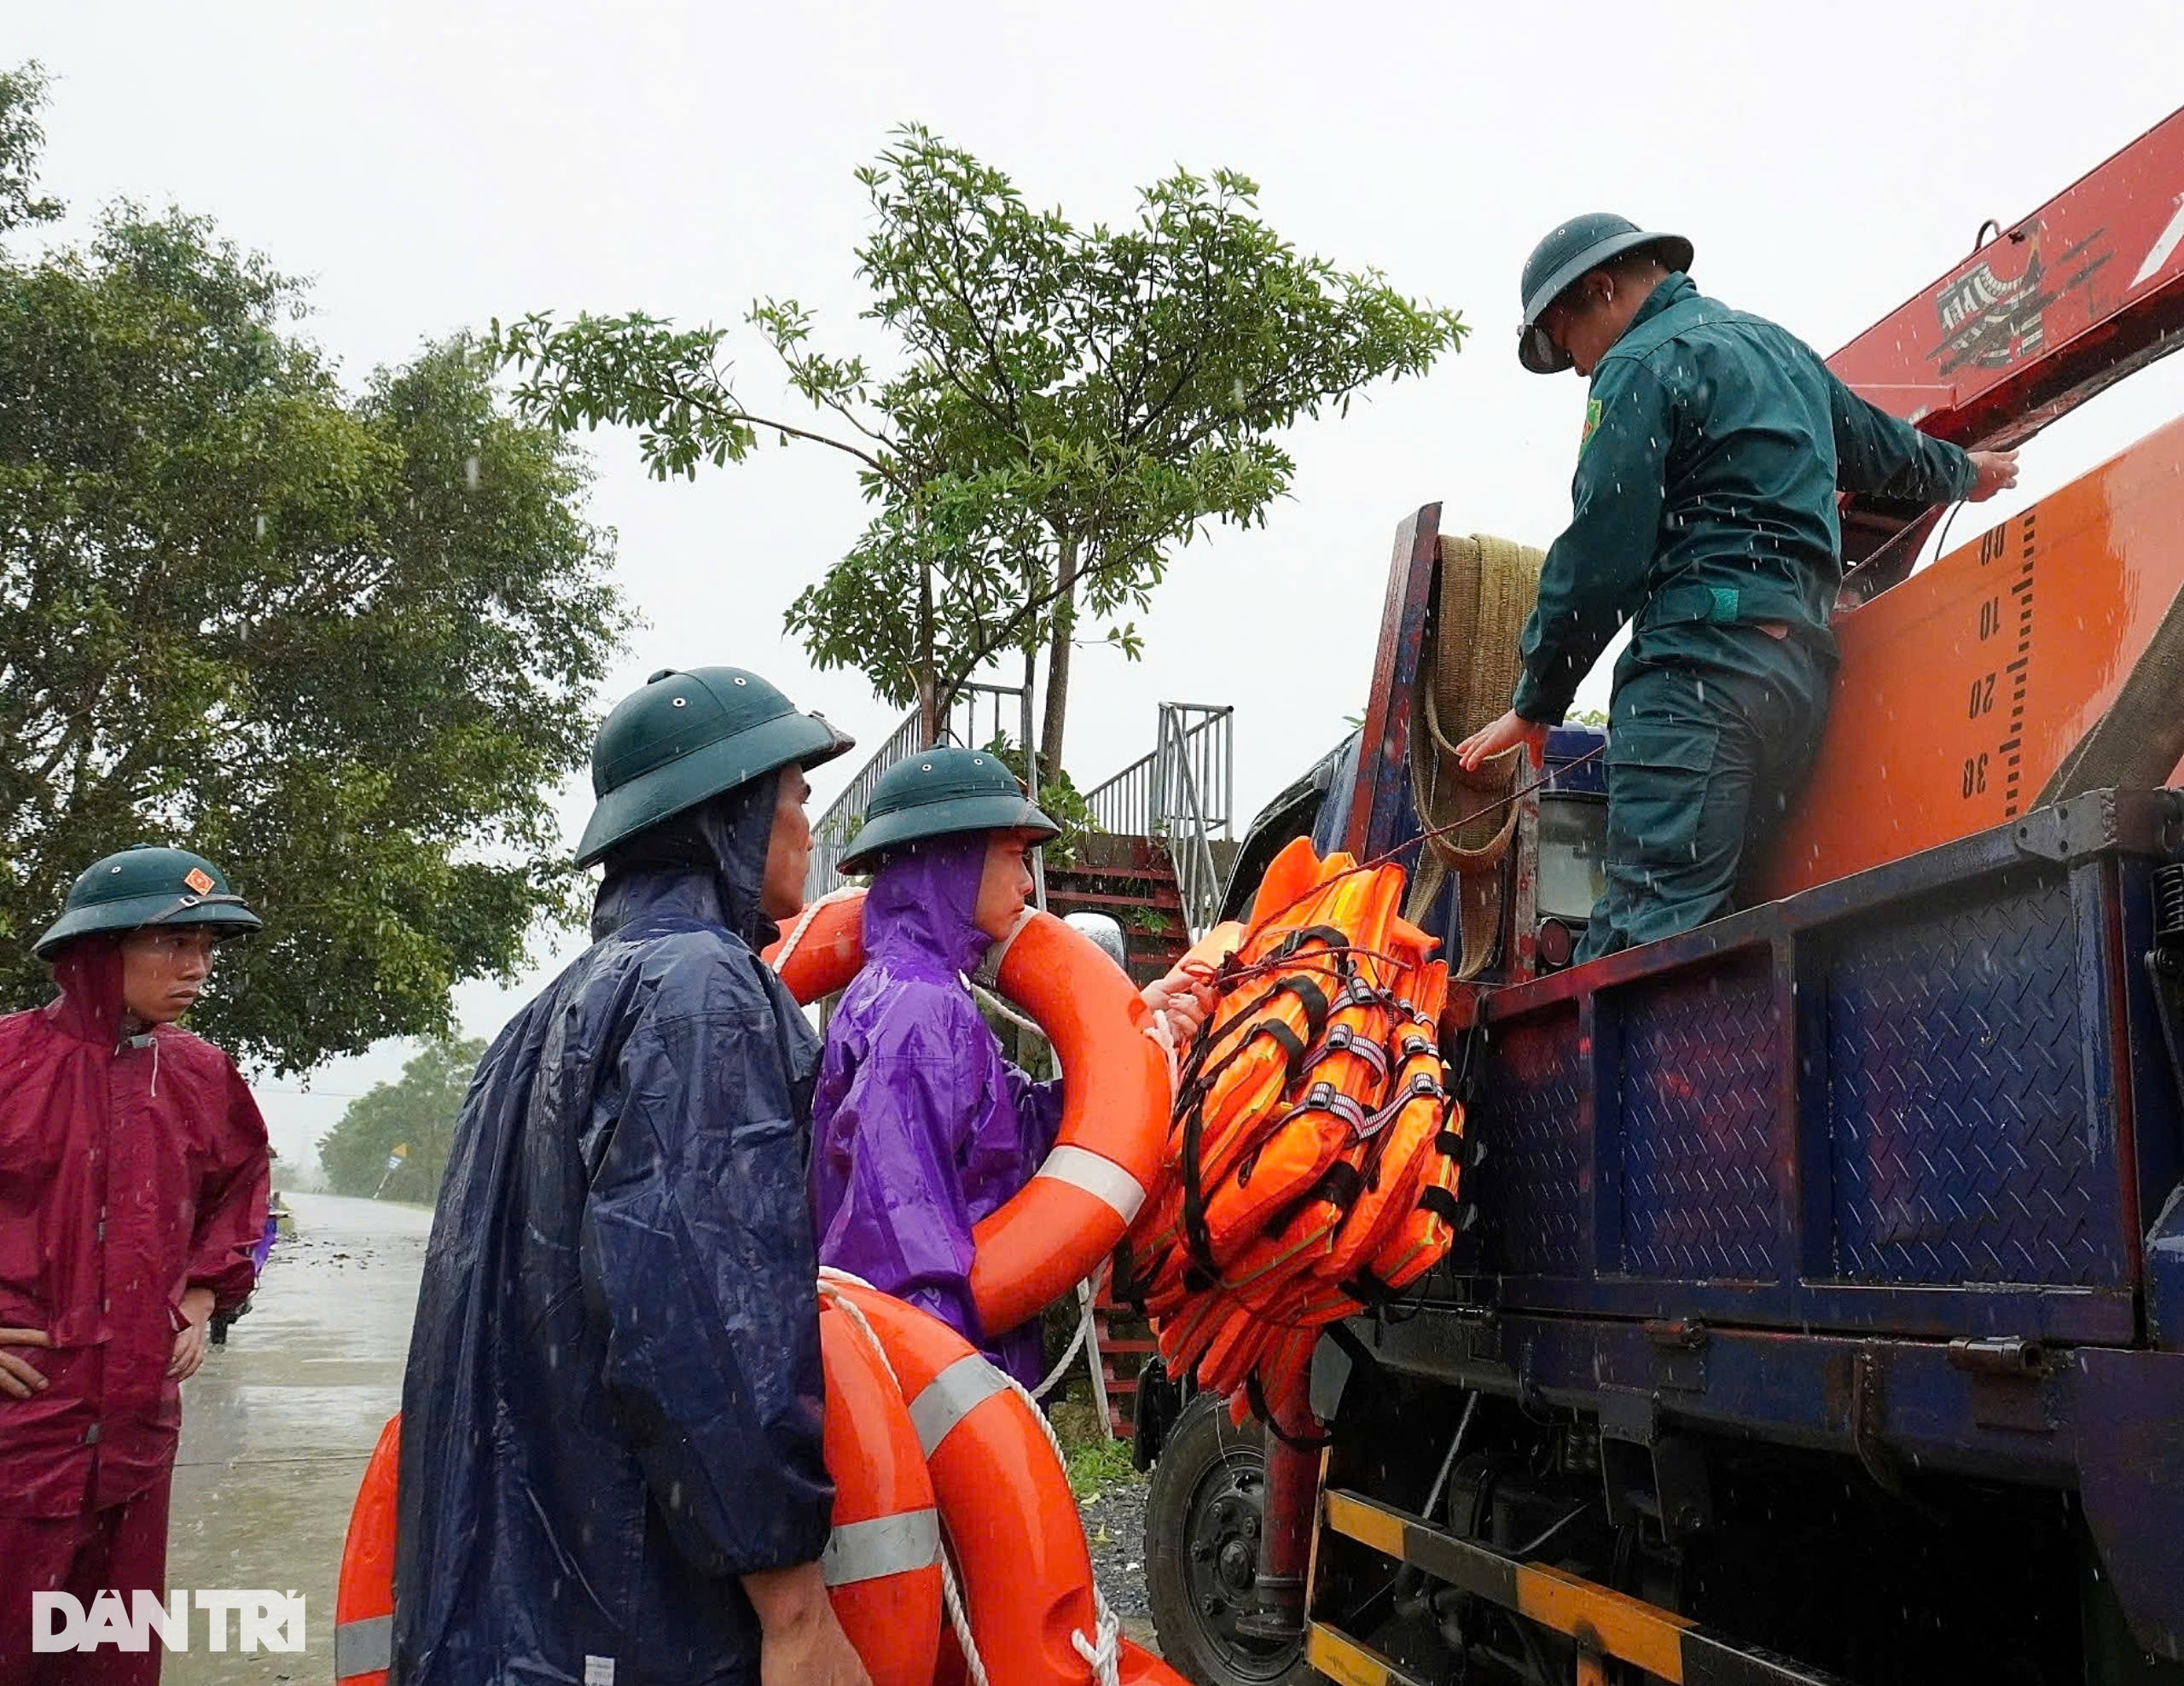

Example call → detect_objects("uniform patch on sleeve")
1580 397 1603 452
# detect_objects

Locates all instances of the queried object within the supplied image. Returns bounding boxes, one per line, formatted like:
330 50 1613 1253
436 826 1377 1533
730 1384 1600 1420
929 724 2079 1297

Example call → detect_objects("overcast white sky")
16 1 2184 1166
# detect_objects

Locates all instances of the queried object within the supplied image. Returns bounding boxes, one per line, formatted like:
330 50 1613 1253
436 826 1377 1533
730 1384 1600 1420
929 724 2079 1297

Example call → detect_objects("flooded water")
165 1190 433 1683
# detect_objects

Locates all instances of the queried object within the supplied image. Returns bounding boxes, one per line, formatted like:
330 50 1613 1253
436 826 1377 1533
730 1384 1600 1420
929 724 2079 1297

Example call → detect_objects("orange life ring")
333 1414 399 1685
1120 1637 1193 1683
769 891 1170 1337
333 1309 950 1684
942 1633 1191 1685
831 1278 1105 1686
818 1298 944 1685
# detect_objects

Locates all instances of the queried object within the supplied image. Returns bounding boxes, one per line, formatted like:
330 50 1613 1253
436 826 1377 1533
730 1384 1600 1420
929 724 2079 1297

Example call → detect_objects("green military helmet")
838 745 1059 875
575 666 854 868
1518 212 1693 375
34 844 264 960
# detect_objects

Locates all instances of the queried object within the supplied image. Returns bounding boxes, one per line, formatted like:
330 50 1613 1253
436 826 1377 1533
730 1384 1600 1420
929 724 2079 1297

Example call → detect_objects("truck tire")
1146 1391 1311 1685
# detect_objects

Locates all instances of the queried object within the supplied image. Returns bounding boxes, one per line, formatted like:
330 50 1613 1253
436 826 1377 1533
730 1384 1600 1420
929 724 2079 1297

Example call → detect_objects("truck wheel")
1146 1391 1311 1685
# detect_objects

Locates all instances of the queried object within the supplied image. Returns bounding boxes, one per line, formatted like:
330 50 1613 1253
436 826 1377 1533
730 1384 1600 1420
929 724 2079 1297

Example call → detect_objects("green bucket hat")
838 745 1059 875
1518 212 1693 374
34 845 264 961
575 666 853 868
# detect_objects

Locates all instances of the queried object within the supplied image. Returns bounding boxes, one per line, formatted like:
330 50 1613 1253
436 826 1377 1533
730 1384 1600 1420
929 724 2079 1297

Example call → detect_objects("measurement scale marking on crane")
1762 414 2184 898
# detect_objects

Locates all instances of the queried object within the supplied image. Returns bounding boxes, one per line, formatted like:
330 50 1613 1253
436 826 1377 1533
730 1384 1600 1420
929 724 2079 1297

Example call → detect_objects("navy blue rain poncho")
393 772 832 1685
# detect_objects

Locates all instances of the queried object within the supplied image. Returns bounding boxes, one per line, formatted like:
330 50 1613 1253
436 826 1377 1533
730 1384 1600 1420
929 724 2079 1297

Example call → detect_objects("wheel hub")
1180 1456 1300 1679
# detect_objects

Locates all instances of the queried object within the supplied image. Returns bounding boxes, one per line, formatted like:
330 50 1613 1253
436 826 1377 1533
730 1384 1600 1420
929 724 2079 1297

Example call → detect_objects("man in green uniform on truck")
1458 214 2022 958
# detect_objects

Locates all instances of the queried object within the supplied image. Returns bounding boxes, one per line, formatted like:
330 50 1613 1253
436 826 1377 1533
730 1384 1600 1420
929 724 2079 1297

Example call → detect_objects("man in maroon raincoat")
0 846 271 1683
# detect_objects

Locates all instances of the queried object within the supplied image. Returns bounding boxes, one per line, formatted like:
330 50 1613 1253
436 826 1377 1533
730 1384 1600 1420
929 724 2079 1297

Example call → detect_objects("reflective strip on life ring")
766 892 1170 1338
820 1509 943 1588
1037 1143 1148 1226
334 1413 401 1685
834 1280 1102 1686
818 1299 944 1686
333 1614 392 1680
907 1352 1014 1456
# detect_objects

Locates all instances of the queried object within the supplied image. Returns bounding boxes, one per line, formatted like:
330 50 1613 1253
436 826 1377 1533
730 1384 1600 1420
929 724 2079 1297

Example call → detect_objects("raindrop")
464 456 482 490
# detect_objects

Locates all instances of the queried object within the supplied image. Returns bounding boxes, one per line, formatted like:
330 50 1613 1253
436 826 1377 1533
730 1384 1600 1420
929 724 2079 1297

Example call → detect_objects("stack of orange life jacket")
1116 837 1467 1426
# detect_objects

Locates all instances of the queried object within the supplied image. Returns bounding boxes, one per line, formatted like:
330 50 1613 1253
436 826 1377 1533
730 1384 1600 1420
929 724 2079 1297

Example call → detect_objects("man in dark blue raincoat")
391 666 864 1686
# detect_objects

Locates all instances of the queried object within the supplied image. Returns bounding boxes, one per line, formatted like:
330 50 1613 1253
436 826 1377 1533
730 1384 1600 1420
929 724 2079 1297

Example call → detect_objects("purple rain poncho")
809 833 1064 1388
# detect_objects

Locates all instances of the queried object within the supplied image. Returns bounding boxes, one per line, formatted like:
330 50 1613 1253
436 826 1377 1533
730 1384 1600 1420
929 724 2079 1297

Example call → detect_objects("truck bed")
1353 787 2184 1654
1457 786 2181 1345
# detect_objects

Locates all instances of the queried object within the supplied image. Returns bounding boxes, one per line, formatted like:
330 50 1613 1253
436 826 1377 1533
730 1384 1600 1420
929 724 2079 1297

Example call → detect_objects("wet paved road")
166 1191 432 1683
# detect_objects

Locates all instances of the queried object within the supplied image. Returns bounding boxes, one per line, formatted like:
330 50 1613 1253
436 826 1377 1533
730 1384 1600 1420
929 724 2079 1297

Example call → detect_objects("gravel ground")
1079 1473 1150 1616
1079 1470 1165 1655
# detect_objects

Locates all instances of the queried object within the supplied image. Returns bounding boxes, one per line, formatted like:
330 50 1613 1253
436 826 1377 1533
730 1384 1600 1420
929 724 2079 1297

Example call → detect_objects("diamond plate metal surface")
1476 1007 1585 1276
1615 953 1783 1280
1827 875 2122 1287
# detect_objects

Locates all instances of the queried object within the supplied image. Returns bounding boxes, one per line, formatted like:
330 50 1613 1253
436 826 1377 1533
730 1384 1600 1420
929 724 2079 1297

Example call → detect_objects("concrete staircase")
1042 835 1193 985
1041 838 1183 1436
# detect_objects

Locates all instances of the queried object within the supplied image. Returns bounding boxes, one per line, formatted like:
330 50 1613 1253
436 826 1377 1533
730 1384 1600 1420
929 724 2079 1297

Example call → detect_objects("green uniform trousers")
1578 633 1833 962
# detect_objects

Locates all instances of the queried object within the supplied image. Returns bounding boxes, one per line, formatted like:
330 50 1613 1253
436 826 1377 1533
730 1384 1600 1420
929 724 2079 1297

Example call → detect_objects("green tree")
497 126 1461 771
979 734 1095 869
317 1035 485 1200
0 69 624 1073
0 63 61 235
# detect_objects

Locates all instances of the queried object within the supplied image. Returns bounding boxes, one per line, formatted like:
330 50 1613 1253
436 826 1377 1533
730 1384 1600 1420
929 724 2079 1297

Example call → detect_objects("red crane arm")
1828 105 2184 587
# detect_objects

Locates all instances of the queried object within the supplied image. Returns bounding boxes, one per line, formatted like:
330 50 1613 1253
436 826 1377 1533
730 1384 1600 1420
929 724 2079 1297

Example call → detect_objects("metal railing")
808 691 1234 936
1085 702 1235 937
804 684 1031 898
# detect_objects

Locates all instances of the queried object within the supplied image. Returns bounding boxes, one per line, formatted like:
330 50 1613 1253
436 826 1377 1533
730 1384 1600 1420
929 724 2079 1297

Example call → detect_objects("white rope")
816 1270 991 1686
985 1333 1125 1686
970 980 1047 1045
1144 1009 1178 1092
1072 1602 1123 1685
1032 1294 1093 1403
770 887 863 975
820 1267 1122 1686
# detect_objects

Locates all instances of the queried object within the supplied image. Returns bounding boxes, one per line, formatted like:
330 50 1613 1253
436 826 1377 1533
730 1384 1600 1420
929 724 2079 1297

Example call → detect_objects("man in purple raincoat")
810 746 1207 1388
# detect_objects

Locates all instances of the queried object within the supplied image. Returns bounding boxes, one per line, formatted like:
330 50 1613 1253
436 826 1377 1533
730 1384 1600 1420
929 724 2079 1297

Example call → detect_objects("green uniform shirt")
1511 273 1976 724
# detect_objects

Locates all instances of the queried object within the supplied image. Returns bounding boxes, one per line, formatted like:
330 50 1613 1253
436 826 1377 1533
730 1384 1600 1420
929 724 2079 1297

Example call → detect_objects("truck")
1134 107 2184 1686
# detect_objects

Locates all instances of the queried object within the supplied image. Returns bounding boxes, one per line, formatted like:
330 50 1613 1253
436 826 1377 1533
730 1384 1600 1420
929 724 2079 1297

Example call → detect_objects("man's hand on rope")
1141 967 1216 1049
1455 709 1549 776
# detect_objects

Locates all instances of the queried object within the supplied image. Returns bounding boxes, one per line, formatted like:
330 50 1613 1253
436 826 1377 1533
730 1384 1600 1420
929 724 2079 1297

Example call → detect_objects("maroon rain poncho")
0 934 269 1678
809 834 1063 1388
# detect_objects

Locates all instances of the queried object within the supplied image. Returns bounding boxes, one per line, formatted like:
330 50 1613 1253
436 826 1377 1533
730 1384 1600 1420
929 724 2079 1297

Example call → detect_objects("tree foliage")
317 1035 484 1200
0 63 61 235
0 72 625 1072
496 126 1462 770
